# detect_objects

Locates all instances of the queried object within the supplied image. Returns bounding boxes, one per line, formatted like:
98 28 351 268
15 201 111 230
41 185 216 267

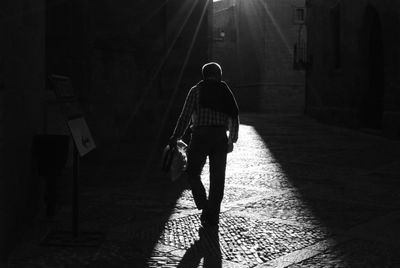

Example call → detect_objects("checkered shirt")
172 85 239 143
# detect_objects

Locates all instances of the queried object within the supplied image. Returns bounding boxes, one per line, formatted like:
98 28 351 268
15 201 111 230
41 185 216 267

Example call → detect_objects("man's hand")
227 142 234 153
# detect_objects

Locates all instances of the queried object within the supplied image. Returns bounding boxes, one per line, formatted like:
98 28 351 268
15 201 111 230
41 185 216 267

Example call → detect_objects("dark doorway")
360 5 385 129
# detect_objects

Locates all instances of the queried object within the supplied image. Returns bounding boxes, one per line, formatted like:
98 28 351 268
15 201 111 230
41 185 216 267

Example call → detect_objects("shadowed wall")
212 0 306 114
0 0 46 260
306 0 400 137
1 0 209 261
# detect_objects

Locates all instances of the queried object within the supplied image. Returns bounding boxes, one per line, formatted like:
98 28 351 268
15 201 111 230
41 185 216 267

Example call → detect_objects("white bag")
170 140 187 181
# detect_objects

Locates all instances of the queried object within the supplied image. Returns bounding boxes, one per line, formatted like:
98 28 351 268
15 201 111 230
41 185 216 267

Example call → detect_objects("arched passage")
359 5 385 129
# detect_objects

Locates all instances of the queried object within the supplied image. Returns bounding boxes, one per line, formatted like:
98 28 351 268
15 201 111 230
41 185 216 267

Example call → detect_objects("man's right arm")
170 87 196 144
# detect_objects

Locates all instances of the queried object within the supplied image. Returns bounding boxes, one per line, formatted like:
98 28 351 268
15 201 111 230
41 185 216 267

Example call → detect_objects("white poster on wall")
67 116 96 156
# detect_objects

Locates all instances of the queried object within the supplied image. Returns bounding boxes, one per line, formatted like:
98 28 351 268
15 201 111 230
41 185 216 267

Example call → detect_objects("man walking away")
169 62 239 227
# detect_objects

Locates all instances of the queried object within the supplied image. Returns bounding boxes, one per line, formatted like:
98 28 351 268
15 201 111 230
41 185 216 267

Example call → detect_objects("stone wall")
84 0 209 144
235 83 305 114
43 0 209 145
0 0 210 260
306 0 400 137
212 0 306 114
0 0 46 260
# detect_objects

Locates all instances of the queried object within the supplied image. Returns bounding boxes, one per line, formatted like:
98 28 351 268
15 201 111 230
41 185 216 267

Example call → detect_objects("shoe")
192 189 207 210
195 199 206 210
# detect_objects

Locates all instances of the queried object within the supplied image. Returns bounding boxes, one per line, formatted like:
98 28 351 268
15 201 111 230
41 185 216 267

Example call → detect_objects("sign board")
50 74 75 100
67 116 96 156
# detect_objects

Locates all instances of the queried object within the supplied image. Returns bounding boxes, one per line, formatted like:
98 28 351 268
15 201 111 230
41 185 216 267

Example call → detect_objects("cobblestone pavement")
7 114 400 267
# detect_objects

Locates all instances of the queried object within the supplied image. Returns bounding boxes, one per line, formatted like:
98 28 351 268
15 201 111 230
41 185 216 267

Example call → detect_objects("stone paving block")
85 241 151 268
146 251 185 268
301 182 400 209
153 243 176 253
7 244 99 268
304 237 349 253
372 160 400 175
346 211 400 247
233 192 393 232
257 236 350 267
150 213 327 268
260 249 321 268
232 173 295 190
266 162 356 184
170 249 186 258
300 148 400 170
177 186 265 211
228 164 284 175
286 239 400 268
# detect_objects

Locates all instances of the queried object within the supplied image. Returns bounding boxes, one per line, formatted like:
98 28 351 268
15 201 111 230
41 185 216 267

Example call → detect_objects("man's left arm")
227 115 239 152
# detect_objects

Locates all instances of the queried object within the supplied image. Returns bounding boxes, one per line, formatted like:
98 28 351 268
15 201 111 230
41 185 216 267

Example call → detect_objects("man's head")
202 62 222 81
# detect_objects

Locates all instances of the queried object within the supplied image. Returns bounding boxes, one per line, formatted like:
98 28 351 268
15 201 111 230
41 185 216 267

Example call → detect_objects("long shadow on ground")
80 142 191 267
7 141 190 267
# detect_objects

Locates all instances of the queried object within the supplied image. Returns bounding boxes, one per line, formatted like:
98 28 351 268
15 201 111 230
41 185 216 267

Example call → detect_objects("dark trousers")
186 126 228 224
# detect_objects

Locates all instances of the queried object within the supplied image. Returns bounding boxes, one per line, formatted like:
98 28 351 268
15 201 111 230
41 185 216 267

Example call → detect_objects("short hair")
202 62 222 81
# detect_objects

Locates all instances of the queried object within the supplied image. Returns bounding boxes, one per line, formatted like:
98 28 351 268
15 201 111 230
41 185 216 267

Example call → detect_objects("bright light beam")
234 0 268 79
132 0 170 34
118 0 199 142
257 0 293 56
141 0 211 181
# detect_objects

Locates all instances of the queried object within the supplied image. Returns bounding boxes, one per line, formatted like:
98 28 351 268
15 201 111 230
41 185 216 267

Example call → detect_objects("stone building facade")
1 0 209 261
0 0 47 261
305 0 400 137
212 0 306 113
45 0 209 143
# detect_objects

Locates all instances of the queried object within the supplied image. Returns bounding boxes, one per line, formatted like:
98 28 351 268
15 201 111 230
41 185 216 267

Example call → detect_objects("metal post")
72 144 80 238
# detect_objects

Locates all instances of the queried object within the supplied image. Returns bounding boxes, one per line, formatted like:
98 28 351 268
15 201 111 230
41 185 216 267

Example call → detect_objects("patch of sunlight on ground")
151 123 333 267
172 124 307 215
